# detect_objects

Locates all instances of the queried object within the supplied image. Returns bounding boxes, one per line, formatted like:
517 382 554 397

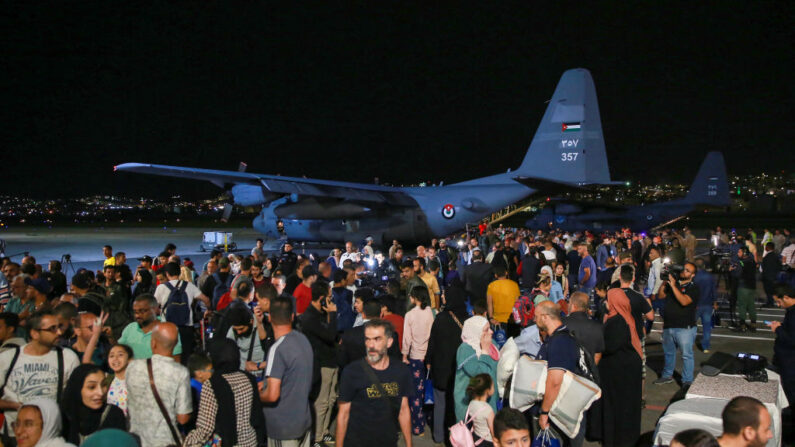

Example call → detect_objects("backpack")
552 326 600 385
449 406 489 447
211 272 233 309
216 291 233 311
164 281 191 326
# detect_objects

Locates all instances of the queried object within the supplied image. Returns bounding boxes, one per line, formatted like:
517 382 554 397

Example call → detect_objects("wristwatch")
540 410 549 415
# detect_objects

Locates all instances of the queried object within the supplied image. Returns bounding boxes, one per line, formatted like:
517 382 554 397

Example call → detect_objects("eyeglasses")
12 420 41 430
36 325 60 334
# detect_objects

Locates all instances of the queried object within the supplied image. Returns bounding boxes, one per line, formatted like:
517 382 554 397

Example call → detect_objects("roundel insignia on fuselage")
442 203 455 219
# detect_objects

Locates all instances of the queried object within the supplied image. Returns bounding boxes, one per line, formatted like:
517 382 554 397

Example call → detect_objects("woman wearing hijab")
61 364 126 445
599 288 643 447
453 315 500 422
183 338 266 447
426 277 469 443
81 429 138 447
14 398 75 447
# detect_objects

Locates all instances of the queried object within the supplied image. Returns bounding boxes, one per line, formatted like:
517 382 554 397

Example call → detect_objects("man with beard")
338 299 401 367
717 397 773 447
118 294 182 361
0 311 80 439
534 301 590 447
259 296 314 447
336 319 413 447
225 304 267 373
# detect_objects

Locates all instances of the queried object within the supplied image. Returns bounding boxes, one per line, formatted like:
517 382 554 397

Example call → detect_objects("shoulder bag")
147 358 181 446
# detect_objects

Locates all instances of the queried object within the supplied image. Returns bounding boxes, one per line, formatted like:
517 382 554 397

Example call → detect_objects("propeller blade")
220 203 233 222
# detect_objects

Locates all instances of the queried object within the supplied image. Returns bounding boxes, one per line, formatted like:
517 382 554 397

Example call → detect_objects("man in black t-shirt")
336 319 413 447
654 262 700 386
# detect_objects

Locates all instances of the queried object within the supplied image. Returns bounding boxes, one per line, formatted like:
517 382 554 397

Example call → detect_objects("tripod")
60 254 76 277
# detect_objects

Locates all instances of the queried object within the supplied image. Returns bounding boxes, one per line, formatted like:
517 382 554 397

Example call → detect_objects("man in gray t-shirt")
260 296 314 445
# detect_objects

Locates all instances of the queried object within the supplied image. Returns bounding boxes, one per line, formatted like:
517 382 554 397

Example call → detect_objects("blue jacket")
596 244 616 271
331 286 355 331
693 270 716 308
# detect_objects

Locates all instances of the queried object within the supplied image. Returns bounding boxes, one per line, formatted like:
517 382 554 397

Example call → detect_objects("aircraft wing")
115 163 417 206
513 176 625 194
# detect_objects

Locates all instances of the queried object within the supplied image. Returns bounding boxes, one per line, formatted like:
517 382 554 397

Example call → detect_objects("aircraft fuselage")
253 174 532 244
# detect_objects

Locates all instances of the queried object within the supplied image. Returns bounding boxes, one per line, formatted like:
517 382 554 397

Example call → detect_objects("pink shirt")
402 306 434 360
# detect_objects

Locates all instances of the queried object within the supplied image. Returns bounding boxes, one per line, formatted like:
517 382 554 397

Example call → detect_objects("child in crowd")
189 353 213 395
493 408 531 447
472 300 488 318
106 344 133 416
466 373 496 446
186 353 213 432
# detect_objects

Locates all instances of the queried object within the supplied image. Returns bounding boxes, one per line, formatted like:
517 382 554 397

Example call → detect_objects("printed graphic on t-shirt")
366 381 400 398
8 360 60 399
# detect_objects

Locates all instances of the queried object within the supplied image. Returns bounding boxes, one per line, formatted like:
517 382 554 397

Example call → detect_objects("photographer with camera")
654 261 699 387
731 247 758 332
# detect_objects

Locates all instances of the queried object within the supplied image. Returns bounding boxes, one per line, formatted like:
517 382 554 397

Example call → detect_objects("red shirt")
293 283 313 315
383 313 405 350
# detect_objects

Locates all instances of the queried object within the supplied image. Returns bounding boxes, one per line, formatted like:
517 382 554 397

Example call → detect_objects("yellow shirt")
487 278 520 323
419 271 441 308
103 257 116 267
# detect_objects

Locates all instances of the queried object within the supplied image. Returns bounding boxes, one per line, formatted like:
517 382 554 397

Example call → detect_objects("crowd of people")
0 224 791 447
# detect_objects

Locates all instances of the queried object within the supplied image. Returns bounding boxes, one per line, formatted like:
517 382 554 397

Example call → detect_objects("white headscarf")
540 265 554 278
23 398 75 447
461 316 489 357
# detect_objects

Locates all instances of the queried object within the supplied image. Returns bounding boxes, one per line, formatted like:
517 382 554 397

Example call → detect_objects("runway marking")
650 321 774 332
649 329 774 341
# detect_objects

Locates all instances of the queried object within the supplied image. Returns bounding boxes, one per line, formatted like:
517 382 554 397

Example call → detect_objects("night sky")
2 3 793 198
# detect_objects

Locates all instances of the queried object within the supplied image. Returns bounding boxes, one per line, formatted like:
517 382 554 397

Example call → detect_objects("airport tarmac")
1 226 789 446
0 226 264 273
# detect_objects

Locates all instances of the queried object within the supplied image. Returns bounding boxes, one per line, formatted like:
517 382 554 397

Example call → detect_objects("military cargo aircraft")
525 151 731 232
117 68 617 243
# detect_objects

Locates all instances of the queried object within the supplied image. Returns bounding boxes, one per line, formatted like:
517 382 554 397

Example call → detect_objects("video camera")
710 247 732 273
660 257 684 280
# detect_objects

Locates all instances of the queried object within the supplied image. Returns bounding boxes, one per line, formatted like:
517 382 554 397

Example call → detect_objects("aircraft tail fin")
517 68 611 185
684 151 731 206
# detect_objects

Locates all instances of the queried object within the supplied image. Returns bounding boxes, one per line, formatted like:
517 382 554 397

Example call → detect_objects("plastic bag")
531 429 561 447
424 369 435 404
492 324 507 349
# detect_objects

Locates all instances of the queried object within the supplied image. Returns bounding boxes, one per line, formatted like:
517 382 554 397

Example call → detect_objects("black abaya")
599 315 642 447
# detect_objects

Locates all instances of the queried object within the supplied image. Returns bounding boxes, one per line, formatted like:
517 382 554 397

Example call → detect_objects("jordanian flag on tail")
562 122 581 132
